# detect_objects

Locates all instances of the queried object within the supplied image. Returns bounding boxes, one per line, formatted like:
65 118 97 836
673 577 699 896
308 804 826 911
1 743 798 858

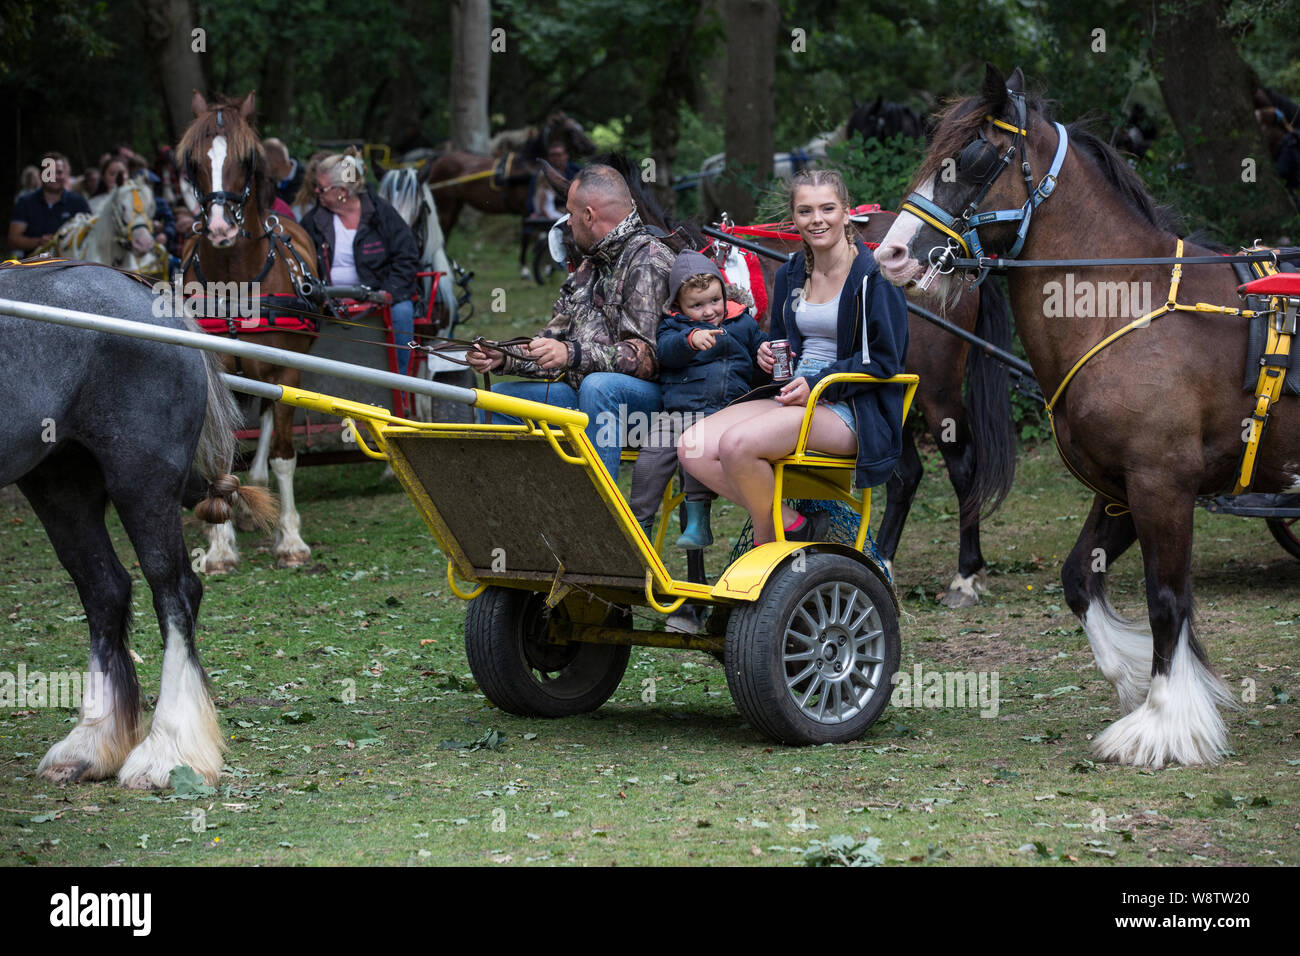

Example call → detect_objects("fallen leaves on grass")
801 834 884 867
438 729 505 752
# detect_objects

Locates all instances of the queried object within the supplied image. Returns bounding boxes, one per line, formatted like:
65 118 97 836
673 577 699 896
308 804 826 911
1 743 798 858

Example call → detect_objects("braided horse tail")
190 348 277 529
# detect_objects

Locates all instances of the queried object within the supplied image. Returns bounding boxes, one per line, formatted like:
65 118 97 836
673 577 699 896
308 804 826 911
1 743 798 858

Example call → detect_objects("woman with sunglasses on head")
302 150 421 373
678 168 909 547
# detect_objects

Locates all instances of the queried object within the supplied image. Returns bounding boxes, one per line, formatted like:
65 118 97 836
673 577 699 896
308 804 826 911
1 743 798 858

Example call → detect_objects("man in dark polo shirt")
8 152 91 254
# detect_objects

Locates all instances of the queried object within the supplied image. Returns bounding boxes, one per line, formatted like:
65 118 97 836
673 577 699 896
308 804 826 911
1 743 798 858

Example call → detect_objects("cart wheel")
1267 517 1300 560
465 587 631 718
725 552 899 745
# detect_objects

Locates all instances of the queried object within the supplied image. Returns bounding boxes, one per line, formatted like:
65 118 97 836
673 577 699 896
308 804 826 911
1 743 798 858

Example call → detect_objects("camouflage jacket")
502 209 673 388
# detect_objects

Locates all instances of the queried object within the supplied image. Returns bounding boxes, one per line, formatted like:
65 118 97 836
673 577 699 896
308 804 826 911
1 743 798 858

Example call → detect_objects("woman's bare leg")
678 400 780 501
683 403 857 545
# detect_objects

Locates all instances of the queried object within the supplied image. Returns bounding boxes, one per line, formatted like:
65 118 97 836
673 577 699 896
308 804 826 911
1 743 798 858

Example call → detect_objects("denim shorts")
794 357 856 433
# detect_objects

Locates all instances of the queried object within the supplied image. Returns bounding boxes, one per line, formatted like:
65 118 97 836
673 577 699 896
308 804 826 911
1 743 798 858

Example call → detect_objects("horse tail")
962 277 1016 521
190 349 278 529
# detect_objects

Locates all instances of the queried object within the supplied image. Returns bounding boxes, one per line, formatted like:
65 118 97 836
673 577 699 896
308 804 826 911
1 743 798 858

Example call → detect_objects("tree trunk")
717 0 778 224
260 45 296 133
450 0 491 155
1146 0 1292 240
647 12 700 217
140 0 206 143
694 0 726 129
385 0 432 152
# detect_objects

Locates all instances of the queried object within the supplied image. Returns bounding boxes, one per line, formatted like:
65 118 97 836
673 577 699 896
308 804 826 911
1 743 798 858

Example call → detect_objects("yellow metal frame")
270 373 918 610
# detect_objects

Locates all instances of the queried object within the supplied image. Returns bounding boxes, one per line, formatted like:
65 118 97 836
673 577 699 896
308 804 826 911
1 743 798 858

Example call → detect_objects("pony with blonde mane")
45 177 168 277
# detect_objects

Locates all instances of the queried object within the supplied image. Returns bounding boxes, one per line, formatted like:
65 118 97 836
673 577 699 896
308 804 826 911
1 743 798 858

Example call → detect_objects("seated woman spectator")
678 168 909 547
90 154 176 251
14 166 40 205
88 156 129 214
75 167 99 199
173 202 196 242
292 151 330 221
302 150 420 373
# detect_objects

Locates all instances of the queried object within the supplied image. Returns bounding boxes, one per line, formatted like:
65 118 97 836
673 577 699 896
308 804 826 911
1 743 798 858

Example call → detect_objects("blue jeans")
390 298 415 376
480 372 662 480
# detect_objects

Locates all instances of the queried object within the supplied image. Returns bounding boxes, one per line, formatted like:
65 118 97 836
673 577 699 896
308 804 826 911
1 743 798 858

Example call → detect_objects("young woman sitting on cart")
679 168 909 546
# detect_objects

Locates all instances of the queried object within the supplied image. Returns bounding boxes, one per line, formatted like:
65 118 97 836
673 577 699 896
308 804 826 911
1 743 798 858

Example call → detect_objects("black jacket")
303 190 419 302
656 309 768 413
771 241 909 488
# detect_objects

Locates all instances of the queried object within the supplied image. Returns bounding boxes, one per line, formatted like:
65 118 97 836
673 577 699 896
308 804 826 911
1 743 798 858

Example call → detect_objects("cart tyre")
465 587 630 718
724 552 899 745
1266 517 1300 560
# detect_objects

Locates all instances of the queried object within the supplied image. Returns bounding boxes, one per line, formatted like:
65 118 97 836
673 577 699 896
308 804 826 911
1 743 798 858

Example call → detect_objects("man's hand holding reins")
467 343 504 373
526 336 568 371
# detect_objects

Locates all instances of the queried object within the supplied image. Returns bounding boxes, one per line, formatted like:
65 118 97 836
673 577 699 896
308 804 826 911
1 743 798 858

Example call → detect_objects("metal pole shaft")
700 224 791 263
0 296 477 406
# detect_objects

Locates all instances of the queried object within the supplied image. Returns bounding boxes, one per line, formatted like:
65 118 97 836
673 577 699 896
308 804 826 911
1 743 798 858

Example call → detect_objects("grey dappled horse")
0 262 270 788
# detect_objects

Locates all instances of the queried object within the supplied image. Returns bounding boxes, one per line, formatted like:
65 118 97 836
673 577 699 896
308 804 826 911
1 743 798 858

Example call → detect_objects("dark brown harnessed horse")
876 65 1300 768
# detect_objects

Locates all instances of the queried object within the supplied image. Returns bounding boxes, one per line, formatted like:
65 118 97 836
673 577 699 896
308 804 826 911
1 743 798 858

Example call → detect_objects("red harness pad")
192 292 320 334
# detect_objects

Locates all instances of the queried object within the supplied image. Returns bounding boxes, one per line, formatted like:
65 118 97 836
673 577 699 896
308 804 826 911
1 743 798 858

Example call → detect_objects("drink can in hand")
770 339 794 381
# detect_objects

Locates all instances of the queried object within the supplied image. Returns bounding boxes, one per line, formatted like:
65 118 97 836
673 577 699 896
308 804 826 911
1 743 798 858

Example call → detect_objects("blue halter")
900 91 1069 286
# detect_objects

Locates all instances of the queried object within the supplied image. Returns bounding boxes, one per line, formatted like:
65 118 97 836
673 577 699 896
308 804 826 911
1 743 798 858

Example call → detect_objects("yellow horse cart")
279 371 918 745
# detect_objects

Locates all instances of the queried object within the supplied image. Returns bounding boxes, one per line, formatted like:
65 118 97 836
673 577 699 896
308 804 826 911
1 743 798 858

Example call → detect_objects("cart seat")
1239 274 1300 297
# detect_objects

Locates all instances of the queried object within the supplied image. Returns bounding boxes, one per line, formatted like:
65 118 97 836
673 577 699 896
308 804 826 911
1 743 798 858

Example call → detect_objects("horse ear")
1006 67 1026 95
240 91 257 121
192 90 208 118
871 94 882 111
982 63 1008 112
1254 88 1272 109
540 160 571 196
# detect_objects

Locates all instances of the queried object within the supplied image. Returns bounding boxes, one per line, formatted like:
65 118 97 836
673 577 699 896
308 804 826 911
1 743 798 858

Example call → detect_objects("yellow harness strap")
1044 239 1269 509
1233 259 1290 493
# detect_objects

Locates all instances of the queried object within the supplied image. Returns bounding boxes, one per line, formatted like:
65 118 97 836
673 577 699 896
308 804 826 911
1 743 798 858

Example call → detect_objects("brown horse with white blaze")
874 65 1296 768
178 90 320 570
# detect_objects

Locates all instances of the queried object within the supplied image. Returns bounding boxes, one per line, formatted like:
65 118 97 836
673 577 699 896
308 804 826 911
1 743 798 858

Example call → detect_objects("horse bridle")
110 181 154 248
900 90 1069 286
185 108 256 233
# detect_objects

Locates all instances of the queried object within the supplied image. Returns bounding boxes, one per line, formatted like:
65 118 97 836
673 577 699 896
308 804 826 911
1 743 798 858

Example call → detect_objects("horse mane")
378 167 423 226
912 89 1182 235
1066 124 1183 234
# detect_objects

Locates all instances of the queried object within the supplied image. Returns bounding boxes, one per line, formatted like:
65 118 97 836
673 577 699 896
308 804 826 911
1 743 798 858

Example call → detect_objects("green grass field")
0 217 1296 866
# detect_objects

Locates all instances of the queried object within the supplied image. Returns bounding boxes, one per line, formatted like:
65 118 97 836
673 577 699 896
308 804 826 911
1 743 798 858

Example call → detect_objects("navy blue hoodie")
770 240 909 488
